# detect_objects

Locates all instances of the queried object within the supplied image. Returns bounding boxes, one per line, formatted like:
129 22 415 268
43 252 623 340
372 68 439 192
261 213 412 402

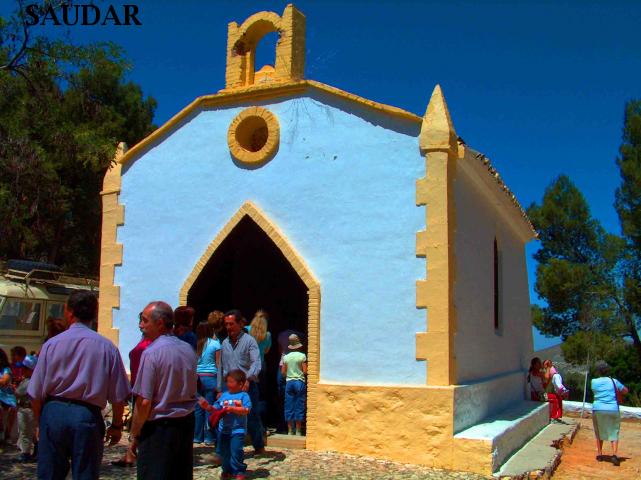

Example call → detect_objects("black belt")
45 396 101 414
146 412 194 427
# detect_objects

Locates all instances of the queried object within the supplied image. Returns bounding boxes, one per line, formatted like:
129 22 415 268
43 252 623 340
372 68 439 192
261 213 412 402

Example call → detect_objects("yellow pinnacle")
419 84 457 153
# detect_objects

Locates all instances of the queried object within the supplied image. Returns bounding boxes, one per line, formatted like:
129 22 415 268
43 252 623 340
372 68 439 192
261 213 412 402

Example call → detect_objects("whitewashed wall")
453 161 534 385
114 92 428 385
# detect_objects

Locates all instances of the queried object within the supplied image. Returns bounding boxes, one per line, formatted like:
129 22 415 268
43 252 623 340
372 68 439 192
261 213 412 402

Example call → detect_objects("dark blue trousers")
218 431 246 475
137 413 195 480
247 381 265 450
37 400 104 480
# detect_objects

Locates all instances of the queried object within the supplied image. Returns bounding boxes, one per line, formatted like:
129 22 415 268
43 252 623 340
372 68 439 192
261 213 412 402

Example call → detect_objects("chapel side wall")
452 163 533 387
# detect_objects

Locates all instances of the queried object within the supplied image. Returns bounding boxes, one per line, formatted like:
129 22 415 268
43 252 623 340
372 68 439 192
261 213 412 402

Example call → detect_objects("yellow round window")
227 107 280 165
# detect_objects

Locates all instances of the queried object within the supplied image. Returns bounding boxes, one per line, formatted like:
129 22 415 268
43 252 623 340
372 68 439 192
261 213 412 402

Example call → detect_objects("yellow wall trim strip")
118 80 421 167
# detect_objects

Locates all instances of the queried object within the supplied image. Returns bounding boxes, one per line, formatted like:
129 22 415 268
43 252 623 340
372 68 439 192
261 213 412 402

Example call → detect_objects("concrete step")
494 418 579 479
454 401 549 473
266 433 306 449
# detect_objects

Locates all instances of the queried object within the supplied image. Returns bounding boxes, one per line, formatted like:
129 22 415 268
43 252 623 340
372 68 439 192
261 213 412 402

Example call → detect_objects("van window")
0 299 42 331
46 302 65 323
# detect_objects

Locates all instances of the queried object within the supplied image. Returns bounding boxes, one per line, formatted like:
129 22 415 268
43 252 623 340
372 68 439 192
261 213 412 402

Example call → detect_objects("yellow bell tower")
223 4 306 91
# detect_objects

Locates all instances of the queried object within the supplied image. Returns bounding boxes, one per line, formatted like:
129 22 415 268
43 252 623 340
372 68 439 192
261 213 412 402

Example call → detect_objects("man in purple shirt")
128 301 197 479
28 291 130 480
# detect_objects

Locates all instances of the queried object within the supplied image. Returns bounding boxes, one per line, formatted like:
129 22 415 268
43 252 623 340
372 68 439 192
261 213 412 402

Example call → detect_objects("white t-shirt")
551 373 568 395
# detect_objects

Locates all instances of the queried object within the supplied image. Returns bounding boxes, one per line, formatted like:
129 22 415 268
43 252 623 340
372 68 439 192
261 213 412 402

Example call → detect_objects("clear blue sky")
7 1 641 349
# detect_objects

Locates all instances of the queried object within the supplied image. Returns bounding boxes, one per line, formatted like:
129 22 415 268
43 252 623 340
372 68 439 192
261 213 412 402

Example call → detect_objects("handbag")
528 373 548 402
611 377 623 407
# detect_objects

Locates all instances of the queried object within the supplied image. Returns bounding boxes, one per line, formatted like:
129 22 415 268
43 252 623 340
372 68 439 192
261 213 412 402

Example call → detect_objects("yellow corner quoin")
178 201 321 445
415 85 459 387
97 142 126 346
227 107 280 165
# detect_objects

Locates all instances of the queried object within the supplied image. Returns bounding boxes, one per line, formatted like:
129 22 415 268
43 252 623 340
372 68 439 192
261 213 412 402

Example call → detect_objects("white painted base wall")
563 400 641 420
454 370 527 433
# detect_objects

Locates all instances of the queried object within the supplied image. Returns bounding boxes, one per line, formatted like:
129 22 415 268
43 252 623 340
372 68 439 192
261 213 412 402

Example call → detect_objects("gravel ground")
0 440 489 479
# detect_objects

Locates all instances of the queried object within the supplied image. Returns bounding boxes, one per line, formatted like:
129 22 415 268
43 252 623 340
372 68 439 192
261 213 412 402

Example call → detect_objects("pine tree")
615 100 641 360
528 176 625 340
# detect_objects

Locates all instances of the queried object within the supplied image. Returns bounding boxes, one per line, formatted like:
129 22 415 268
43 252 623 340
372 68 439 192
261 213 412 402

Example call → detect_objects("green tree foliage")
561 331 625 366
607 344 641 407
529 100 641 377
573 341 641 407
560 332 641 407
527 176 626 339
616 100 641 250
615 99 641 361
0 1 156 273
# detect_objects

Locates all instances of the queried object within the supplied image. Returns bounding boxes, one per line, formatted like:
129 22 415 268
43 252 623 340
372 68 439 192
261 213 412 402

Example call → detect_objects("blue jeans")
194 375 217 444
247 381 265 449
277 367 286 398
284 380 306 421
218 431 246 475
37 400 104 480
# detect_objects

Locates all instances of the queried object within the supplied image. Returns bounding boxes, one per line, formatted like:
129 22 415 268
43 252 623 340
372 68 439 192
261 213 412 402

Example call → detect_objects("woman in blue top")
590 361 628 466
0 349 17 444
194 321 222 445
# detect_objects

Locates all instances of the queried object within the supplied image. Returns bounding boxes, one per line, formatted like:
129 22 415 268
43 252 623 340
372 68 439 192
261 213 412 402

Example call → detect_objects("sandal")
611 455 620 466
111 459 136 468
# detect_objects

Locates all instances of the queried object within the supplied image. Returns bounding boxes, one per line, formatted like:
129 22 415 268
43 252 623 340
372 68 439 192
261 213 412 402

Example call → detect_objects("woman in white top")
544 360 569 423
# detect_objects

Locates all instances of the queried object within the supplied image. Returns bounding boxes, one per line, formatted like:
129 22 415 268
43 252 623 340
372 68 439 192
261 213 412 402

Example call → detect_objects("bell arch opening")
254 30 279 74
232 20 280 87
180 203 320 435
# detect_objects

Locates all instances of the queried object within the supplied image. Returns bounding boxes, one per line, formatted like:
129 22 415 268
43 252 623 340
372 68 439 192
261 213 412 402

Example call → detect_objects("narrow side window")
493 237 501 331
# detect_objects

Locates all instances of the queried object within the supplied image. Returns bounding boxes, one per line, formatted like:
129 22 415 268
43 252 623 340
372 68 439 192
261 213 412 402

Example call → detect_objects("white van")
0 260 98 354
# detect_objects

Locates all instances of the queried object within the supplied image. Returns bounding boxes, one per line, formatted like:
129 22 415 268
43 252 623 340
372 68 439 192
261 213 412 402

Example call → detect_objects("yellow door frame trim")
177 201 321 445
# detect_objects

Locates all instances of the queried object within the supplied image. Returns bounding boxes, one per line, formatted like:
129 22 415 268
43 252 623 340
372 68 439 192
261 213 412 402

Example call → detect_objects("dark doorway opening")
187 215 308 431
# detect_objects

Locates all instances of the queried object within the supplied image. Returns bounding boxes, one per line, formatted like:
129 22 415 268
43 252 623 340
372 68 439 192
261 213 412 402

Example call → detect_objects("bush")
561 331 625 366
607 345 641 407
560 332 641 407
563 371 587 403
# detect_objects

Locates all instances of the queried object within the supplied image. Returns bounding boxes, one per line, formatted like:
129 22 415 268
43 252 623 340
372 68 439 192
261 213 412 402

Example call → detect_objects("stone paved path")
0 441 489 479
554 417 641 479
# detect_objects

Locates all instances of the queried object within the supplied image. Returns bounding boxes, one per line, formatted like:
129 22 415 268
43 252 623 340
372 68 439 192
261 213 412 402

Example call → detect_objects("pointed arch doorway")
179 202 320 436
